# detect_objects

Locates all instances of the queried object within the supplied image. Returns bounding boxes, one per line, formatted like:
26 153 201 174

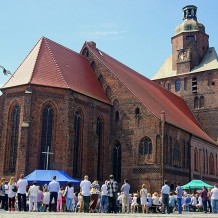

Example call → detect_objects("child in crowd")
57 187 64 212
131 193 138 213
169 192 175 213
42 188 50 212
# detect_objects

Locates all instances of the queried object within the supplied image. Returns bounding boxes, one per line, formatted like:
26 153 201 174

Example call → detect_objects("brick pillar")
16 88 33 178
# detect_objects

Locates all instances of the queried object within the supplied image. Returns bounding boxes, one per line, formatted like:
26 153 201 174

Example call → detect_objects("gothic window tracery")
113 141 121 183
40 104 54 170
139 136 152 156
173 140 180 167
73 110 83 177
209 153 215 175
9 104 20 173
194 97 199 109
96 117 103 180
194 148 198 171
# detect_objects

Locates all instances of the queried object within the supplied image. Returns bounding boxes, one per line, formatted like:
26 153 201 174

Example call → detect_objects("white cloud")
73 30 126 40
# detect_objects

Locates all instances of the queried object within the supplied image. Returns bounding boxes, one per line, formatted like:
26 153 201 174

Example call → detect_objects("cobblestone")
0 211 217 218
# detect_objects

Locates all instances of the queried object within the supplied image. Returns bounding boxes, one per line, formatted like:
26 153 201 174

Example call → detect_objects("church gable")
2 37 109 105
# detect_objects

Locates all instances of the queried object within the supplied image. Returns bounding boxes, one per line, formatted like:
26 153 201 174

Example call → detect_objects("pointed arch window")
199 96 204 108
139 136 152 156
194 97 199 109
167 83 171 91
40 105 54 170
182 141 186 168
73 110 83 177
175 80 181 92
209 153 215 175
113 141 121 183
206 150 208 174
203 149 205 173
9 105 20 173
165 135 168 164
169 137 172 166
96 117 103 180
194 148 198 171
173 140 180 167
186 142 190 169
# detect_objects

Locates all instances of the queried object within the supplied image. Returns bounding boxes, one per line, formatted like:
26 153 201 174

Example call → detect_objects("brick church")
0 5 218 192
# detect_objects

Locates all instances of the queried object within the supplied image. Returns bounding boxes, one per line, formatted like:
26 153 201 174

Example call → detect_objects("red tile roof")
3 37 110 104
86 42 217 145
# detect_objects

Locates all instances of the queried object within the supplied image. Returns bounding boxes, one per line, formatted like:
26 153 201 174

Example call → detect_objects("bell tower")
171 5 209 74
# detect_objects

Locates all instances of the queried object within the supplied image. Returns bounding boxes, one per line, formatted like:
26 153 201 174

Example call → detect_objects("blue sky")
0 0 218 87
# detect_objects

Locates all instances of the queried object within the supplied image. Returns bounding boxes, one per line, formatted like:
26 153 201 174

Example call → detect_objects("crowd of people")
0 174 218 214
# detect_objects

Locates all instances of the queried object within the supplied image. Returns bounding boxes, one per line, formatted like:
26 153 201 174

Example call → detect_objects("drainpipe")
161 111 165 185
188 134 192 181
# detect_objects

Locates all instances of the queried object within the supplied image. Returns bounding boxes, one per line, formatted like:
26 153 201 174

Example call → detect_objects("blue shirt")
121 183 130 196
48 179 60 192
176 186 183 198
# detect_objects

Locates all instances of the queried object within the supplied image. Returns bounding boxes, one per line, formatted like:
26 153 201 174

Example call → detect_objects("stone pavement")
0 211 217 218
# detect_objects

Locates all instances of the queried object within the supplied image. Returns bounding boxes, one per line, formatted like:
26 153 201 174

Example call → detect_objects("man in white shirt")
48 176 60 212
17 174 28 211
161 180 170 214
80 175 91 213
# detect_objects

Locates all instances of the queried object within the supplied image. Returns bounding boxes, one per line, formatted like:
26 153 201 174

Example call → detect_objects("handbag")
12 185 17 193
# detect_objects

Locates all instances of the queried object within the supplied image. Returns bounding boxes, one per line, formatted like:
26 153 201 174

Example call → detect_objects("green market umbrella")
182 179 213 190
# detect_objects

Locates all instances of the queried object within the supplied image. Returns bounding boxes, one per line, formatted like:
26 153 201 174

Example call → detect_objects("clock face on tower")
178 51 188 61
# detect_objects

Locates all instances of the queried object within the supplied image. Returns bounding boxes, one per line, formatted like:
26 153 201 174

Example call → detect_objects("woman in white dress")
8 177 16 211
140 184 148 213
28 181 39 211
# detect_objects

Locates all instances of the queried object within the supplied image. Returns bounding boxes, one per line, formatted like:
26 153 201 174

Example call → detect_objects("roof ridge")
86 42 159 119
29 37 44 83
44 38 69 89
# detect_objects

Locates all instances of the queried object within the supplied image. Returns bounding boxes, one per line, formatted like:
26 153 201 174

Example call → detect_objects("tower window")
175 80 181 92
192 77 197 93
208 73 215 86
167 83 171 91
199 96 204 108
186 35 195 41
194 97 199 109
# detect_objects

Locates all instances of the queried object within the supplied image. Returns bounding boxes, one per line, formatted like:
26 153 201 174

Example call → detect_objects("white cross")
42 146 54 170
